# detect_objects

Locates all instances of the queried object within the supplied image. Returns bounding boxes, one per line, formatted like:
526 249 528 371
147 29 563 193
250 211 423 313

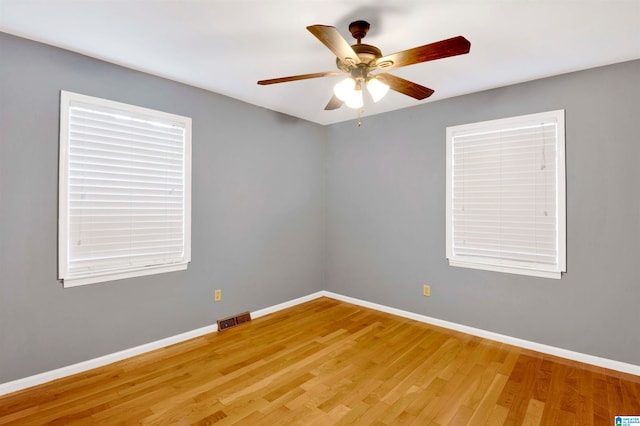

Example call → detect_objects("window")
446 110 565 279
59 91 191 287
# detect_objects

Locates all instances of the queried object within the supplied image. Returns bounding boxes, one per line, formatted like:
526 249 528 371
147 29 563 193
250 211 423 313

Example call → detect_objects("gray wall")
326 59 640 366
0 33 326 383
1 30 639 385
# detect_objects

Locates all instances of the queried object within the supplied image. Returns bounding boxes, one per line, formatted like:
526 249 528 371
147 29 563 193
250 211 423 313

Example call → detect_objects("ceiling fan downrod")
348 20 370 44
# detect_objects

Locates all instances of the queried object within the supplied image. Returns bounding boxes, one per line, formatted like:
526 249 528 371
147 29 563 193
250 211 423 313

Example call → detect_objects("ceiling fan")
257 20 471 111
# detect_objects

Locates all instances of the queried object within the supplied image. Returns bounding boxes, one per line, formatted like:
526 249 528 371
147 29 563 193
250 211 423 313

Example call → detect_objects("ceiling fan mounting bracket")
348 20 370 43
335 21 388 71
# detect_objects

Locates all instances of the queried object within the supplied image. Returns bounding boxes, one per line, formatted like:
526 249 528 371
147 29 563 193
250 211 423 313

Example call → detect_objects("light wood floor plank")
1 297 638 425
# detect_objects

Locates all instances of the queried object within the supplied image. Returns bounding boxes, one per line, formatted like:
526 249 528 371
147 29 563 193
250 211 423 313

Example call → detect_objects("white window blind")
59 91 191 287
446 110 565 279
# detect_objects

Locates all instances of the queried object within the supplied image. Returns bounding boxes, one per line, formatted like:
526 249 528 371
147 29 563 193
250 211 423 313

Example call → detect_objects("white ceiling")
1 1 639 125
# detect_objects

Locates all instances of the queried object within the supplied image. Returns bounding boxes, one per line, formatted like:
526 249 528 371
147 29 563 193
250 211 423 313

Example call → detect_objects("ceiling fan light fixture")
344 88 363 109
333 77 356 102
334 77 363 109
366 77 390 103
258 21 470 113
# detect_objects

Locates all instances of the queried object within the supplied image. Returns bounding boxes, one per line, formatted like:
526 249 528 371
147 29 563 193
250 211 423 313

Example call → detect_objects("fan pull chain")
357 108 363 127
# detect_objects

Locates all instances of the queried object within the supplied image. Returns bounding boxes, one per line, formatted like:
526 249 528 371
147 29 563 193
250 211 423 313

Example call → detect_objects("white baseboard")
0 323 218 397
320 291 640 377
1 290 637 397
0 291 325 397
252 291 325 319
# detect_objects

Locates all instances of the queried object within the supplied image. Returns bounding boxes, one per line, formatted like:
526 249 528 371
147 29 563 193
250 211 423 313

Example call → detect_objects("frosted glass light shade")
344 89 363 109
334 77 363 109
367 78 390 102
333 78 356 102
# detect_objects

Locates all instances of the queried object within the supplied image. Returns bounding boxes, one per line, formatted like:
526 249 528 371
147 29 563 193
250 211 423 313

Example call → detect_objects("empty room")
1 1 639 424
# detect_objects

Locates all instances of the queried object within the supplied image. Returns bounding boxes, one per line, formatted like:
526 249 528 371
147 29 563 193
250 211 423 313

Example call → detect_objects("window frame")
446 110 566 279
58 91 192 287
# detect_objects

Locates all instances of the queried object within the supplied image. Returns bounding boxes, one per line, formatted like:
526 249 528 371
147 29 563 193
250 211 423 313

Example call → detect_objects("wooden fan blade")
257 71 342 85
374 36 470 70
376 73 435 100
307 25 361 65
324 94 344 110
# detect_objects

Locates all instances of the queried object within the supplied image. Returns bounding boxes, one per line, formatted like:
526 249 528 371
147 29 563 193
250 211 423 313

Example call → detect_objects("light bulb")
333 78 356 102
344 89 363 109
367 77 390 103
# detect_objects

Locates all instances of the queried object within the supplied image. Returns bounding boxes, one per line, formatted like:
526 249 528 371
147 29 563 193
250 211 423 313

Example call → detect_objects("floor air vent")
235 312 252 325
217 312 252 331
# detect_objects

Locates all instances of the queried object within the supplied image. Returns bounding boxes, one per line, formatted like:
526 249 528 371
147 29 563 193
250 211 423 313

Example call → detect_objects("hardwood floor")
1 297 639 425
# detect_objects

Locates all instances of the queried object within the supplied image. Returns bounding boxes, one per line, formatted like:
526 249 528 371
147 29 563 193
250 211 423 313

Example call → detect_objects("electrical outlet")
214 289 222 302
423 285 431 297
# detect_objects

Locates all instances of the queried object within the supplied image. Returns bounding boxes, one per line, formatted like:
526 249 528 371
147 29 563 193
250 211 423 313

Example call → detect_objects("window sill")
61 262 189 288
448 259 562 279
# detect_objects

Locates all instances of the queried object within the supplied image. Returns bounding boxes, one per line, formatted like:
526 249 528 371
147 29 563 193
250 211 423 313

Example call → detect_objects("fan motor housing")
336 43 382 71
